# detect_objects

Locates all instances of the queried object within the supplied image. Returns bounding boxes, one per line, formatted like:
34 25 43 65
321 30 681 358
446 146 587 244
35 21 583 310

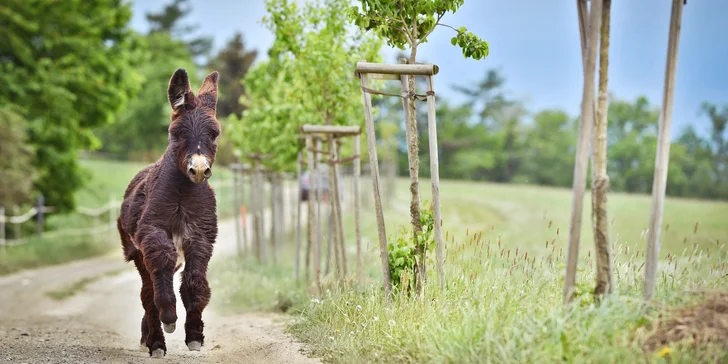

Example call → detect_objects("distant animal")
117 68 221 358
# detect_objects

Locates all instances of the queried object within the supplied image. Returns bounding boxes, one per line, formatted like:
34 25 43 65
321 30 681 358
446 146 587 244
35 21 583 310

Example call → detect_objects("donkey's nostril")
188 168 196 176
203 168 212 178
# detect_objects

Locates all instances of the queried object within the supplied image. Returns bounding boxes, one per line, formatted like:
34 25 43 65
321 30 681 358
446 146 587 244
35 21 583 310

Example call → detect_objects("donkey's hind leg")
179 244 213 351
130 249 167 358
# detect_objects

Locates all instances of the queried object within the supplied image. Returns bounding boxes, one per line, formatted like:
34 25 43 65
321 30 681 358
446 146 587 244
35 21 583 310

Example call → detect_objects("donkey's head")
167 68 221 184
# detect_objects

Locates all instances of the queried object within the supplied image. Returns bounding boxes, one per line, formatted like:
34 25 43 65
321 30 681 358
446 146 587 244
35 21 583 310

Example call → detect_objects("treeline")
379 69 728 200
0 0 254 211
2 0 726 214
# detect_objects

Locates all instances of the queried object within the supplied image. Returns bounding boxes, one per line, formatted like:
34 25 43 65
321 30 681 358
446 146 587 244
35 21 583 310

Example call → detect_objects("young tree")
348 0 489 294
232 0 381 287
592 0 614 299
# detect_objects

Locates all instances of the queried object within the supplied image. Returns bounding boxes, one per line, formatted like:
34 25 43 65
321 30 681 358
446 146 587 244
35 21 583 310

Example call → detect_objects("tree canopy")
0 0 144 212
229 0 382 172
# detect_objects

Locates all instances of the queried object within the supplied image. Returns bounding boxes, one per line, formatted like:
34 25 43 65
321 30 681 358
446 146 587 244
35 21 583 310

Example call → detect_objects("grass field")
0 158 243 276
212 178 728 363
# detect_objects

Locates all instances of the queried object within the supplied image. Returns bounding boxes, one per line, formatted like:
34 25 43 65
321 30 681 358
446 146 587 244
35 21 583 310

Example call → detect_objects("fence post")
36 195 44 236
232 164 242 255
14 206 21 239
0 207 5 249
109 194 116 242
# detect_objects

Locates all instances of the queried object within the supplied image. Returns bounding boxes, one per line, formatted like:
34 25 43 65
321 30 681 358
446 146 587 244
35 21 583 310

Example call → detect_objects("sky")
129 0 728 139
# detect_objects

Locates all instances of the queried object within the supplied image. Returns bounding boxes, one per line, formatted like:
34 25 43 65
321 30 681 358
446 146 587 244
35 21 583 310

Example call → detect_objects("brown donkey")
118 68 221 358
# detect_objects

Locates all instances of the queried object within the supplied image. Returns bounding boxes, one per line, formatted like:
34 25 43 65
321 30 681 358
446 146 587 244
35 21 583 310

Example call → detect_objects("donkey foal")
117 68 221 358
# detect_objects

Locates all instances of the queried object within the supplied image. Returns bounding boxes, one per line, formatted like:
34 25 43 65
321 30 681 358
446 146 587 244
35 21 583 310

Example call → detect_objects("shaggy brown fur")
117 68 221 357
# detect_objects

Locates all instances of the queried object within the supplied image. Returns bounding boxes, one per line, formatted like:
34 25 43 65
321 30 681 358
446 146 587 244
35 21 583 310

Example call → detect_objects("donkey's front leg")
140 229 178 343
179 242 212 351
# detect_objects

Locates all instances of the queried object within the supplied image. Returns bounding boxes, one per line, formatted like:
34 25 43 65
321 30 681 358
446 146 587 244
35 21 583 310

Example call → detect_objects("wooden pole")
359 73 392 298
14 207 20 239
426 75 445 292
354 134 363 287
109 194 116 243
315 138 323 277
232 163 242 255
333 139 348 277
270 173 278 264
564 0 602 305
306 137 321 292
644 0 684 301
355 61 439 76
260 170 268 262
241 168 248 253
1 207 6 249
327 137 342 279
295 152 303 281
36 195 44 236
251 164 260 262
326 203 334 275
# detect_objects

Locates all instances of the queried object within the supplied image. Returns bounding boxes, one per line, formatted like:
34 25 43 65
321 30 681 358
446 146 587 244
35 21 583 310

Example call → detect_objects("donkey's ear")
197 71 219 112
168 68 194 114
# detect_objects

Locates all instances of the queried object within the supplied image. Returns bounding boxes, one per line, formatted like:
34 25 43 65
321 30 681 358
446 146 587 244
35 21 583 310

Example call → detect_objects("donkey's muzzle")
187 154 211 183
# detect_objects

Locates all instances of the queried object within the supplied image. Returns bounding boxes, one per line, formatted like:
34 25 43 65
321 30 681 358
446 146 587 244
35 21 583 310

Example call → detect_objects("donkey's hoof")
163 322 176 333
151 348 165 358
139 343 148 352
187 341 202 351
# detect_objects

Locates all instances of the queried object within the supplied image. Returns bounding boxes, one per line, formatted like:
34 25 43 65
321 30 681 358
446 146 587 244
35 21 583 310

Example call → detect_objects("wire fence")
0 180 235 248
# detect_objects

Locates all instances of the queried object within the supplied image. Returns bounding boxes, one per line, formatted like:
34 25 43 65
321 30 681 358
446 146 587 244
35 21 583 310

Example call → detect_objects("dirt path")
0 214 320 364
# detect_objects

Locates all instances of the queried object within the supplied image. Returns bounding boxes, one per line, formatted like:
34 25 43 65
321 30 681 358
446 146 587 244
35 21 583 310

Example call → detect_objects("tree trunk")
593 0 614 300
563 0 602 305
401 53 424 295
644 0 684 301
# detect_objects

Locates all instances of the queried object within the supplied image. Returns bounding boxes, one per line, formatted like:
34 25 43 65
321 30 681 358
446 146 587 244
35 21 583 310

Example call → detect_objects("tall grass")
211 179 728 363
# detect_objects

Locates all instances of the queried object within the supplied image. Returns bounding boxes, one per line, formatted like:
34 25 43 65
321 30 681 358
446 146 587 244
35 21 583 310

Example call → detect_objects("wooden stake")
426 75 446 292
564 0 602 305
251 161 261 262
645 0 684 301
305 136 320 292
0 207 5 249
270 174 278 264
328 137 343 279
295 152 302 281
240 166 248 253
315 138 323 277
354 134 363 287
333 139 348 277
232 163 242 255
359 73 392 298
